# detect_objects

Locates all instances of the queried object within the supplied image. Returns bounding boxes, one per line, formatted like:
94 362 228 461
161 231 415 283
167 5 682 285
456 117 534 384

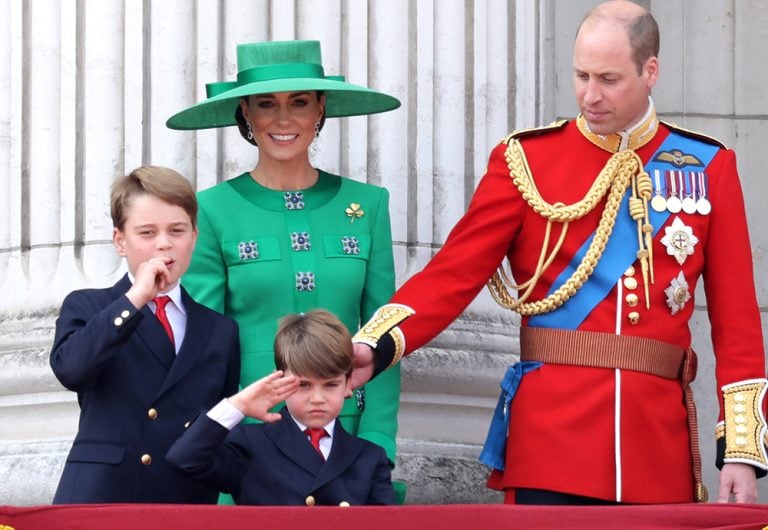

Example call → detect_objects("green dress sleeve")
183 199 227 314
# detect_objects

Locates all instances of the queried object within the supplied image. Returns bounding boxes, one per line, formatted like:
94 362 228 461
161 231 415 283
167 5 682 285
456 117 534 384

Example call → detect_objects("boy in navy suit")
167 309 396 506
50 166 241 504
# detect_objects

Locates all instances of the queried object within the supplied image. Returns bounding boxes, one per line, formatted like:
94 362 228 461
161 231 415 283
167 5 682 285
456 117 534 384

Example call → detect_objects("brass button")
305 495 316 506
141 454 152 465
625 293 638 308
735 415 747 425
624 266 636 277
734 404 747 414
627 312 640 325
734 393 746 403
623 277 638 290
114 317 124 326
121 310 130 318
736 425 748 435
735 436 748 447
339 501 350 507
148 408 158 420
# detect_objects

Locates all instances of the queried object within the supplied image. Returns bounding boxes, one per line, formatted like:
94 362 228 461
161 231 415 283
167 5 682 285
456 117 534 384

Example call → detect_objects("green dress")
183 171 401 463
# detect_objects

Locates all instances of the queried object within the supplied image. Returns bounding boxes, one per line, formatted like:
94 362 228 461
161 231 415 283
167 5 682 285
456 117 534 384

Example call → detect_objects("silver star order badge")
660 216 699 265
664 271 691 315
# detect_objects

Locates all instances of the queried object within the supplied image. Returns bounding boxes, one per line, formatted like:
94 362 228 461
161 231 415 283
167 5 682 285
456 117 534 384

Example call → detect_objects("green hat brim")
166 78 400 130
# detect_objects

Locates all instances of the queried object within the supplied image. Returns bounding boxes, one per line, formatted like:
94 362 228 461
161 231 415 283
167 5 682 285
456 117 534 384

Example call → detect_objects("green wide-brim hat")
166 40 401 130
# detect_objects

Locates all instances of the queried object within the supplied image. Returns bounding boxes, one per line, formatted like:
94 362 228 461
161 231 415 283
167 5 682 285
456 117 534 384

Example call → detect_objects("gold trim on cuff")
388 327 407 369
353 304 415 348
722 379 768 470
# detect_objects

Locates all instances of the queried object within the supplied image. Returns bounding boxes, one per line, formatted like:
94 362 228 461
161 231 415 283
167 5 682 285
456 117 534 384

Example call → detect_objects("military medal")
681 172 697 214
666 170 682 213
650 169 667 212
660 216 699 265
664 271 691 315
695 171 712 215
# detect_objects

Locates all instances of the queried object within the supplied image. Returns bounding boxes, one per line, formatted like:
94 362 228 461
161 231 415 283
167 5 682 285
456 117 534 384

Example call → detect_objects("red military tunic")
381 110 765 503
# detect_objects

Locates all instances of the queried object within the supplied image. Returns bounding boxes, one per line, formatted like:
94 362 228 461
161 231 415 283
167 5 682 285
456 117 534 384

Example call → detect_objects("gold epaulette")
501 119 569 145
718 379 768 470
661 119 727 150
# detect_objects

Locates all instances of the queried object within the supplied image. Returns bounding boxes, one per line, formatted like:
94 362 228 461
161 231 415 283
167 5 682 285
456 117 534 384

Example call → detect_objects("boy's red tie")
305 428 328 459
153 296 175 347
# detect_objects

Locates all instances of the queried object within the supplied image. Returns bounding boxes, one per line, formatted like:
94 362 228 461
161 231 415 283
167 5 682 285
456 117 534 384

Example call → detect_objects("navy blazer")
50 274 241 504
167 407 395 506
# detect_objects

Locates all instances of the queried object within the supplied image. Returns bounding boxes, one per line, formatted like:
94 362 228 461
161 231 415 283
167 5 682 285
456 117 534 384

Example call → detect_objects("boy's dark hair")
110 166 198 231
274 309 352 379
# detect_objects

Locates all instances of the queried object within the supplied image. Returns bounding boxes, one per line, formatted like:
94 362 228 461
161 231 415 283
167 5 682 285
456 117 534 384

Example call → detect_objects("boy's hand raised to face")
126 257 174 308
229 371 299 422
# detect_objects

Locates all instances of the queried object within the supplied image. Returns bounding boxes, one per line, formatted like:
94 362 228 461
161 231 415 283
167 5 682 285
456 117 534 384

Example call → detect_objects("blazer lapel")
155 288 209 398
312 419 365 488
264 408 325 476
129 282 176 372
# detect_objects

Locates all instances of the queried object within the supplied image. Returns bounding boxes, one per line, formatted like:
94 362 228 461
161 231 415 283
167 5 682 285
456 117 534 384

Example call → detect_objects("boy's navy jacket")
50 273 241 504
166 406 395 506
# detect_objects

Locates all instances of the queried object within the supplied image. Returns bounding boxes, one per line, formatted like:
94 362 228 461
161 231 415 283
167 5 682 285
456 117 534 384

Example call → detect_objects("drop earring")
309 121 320 158
247 122 254 140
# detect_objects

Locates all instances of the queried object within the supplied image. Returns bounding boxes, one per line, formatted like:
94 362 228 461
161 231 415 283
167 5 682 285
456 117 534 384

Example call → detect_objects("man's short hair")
627 11 659 74
274 309 353 379
579 3 660 75
110 166 198 230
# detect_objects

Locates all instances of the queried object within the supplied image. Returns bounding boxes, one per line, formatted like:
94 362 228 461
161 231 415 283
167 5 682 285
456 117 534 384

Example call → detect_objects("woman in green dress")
166 40 404 502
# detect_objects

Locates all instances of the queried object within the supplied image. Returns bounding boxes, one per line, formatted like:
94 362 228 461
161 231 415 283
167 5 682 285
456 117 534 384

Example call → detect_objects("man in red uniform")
352 0 767 505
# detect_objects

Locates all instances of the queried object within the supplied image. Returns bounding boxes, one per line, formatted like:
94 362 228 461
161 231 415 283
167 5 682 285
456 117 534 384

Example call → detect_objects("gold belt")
519 327 685 379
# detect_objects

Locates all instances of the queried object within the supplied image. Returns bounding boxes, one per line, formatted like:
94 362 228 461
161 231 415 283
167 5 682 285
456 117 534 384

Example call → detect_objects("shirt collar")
291 415 336 438
577 96 658 153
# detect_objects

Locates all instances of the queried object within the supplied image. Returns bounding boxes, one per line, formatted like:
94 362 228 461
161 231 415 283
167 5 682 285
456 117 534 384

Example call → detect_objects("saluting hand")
229 371 299 423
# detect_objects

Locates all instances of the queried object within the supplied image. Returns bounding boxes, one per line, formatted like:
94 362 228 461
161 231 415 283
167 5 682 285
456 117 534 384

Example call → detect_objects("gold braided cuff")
387 326 407 369
720 379 768 470
353 304 415 368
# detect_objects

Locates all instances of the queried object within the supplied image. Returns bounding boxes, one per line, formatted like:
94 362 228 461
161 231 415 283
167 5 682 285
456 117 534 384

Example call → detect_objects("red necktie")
305 428 328 459
153 296 175 347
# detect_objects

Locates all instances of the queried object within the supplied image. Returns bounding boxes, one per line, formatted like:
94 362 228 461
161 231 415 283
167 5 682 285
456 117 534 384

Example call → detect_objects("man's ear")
644 56 659 89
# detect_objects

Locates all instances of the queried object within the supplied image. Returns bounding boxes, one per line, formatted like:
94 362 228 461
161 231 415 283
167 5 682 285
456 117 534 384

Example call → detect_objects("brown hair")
110 166 198 231
578 1 660 75
235 91 327 146
274 309 352 379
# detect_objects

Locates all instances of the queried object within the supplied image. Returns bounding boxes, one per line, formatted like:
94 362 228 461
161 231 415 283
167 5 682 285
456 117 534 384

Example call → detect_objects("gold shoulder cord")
487 139 654 315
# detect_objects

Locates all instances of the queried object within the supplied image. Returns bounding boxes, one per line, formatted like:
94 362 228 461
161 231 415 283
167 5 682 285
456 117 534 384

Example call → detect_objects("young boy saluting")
167 309 396 506
50 166 241 504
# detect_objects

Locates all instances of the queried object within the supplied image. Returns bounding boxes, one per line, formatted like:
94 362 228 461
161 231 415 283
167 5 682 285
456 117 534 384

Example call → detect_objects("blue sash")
528 131 719 329
479 361 542 470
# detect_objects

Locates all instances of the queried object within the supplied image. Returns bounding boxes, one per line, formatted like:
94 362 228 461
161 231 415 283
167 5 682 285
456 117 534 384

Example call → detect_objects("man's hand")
717 462 758 503
229 371 298 423
351 342 375 389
